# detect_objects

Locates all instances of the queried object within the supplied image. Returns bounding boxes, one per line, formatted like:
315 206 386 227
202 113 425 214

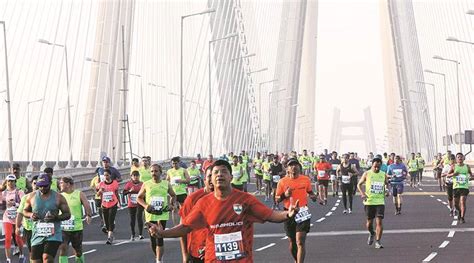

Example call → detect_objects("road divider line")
422 252 437 262
255 243 276 251
331 207 336 211
316 217 326 223
430 195 434 198
113 240 131 246
442 202 447 205
69 249 96 259
439 241 449 248
281 236 288 240
452 221 457 226
447 231 455 237
325 212 332 216
436 199 442 202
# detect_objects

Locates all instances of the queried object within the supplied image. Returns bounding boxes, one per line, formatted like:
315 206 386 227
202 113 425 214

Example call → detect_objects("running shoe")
12 246 19 256
106 238 112 245
343 209 347 214
101 225 107 234
348 208 352 214
130 235 135 241
139 235 145 240
375 241 384 249
367 234 375 245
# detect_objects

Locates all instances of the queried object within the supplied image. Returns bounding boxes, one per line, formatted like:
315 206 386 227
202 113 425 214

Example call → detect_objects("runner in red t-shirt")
179 165 214 262
123 171 144 240
148 159 299 263
314 155 332 205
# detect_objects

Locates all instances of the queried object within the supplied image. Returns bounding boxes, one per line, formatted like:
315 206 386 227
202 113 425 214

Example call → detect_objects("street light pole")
433 55 461 152
38 38 74 168
148 83 169 159
181 8 216 157
208 33 238 155
415 81 437 154
27 99 42 171
129 73 145 156
258 79 277 150
1 21 14 168
425 69 448 152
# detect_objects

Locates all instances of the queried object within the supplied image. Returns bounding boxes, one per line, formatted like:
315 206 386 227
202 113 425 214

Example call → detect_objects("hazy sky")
316 0 386 155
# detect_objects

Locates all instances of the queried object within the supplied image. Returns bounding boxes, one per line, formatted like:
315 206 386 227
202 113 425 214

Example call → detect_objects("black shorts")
365 205 385 219
317 179 329 187
176 194 187 204
446 183 453 199
284 217 311 238
62 230 83 252
453 188 469 198
149 220 167 246
24 229 32 251
190 256 205 263
31 241 62 260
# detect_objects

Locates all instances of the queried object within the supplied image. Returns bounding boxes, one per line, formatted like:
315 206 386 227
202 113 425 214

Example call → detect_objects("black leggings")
149 220 167 253
102 205 118 232
128 206 144 236
341 183 354 209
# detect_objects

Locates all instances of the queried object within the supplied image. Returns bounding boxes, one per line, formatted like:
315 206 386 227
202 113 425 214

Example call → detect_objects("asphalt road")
2 174 473 263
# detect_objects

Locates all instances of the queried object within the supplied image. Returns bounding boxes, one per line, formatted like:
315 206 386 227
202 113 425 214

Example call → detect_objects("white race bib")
171 177 179 186
370 182 384 194
317 170 326 178
456 174 467 184
272 175 280 183
130 194 138 204
37 222 55 237
232 171 240 179
332 164 339 170
6 207 17 219
150 196 165 211
61 215 75 230
214 231 245 261
103 191 114 202
295 206 311 223
393 169 403 178
341 175 351 184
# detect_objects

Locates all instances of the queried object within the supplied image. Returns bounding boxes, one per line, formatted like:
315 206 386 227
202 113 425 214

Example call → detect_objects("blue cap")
102 156 111 162
36 173 51 187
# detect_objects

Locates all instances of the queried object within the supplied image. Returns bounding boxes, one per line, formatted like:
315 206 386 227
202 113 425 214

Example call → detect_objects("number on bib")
317 170 325 178
272 175 280 183
295 206 311 223
341 175 351 184
61 215 75 230
103 191 114 202
37 222 55 237
6 207 17 219
150 196 165 211
214 231 245 261
370 182 384 194
130 194 138 204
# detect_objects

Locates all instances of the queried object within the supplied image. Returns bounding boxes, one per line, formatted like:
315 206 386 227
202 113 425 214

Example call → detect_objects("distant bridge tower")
329 107 376 154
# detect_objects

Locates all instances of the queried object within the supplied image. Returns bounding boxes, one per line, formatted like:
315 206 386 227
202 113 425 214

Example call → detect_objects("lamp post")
267 88 285 151
424 69 448 152
181 8 216 157
148 83 169 159
27 99 42 171
415 81 437 153
446 36 474 45
433 55 461 152
129 73 145 155
38 38 74 168
258 79 278 148
208 32 238 155
1 21 14 168
55 105 73 170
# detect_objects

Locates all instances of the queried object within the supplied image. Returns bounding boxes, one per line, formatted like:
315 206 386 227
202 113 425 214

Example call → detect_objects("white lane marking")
69 249 97 258
454 216 458 220
336 199 340 203
325 212 332 216
452 221 458 226
331 207 337 211
442 202 447 205
447 231 455 238
436 199 442 202
255 243 276 251
422 252 437 262
334 203 339 206
113 240 131 246
439 241 449 248
430 195 434 198
419 188 423 190
316 217 326 223
281 236 288 240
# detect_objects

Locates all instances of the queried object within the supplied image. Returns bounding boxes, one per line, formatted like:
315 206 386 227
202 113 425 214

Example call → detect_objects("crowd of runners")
0 149 472 262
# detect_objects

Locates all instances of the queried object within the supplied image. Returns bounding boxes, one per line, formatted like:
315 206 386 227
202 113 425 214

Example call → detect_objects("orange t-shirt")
276 175 312 209
315 162 332 180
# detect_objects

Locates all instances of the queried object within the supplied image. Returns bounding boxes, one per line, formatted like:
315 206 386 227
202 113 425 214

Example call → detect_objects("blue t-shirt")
380 163 388 173
387 163 407 184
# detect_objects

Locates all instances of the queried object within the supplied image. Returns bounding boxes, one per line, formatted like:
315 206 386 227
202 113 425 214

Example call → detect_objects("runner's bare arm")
357 172 368 198
56 194 71 221
80 191 92 224
151 223 192 238
266 199 300 223
136 184 147 209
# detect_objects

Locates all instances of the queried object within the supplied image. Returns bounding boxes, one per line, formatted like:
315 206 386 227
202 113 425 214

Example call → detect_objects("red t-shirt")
202 160 214 173
123 181 143 208
182 189 273 263
98 180 119 208
315 162 332 180
179 189 210 259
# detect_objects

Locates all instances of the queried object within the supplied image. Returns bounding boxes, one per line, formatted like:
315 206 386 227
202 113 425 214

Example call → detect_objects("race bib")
130 194 138 204
214 231 245 261
196 163 202 169
317 170 326 178
393 169 403 178
303 161 311 167
6 207 17 219
456 174 467 184
61 215 75 230
171 177 180 186
341 175 350 184
103 191 114 202
295 206 311 223
232 171 240 179
332 164 338 171
272 175 280 183
150 196 164 211
370 182 384 194
446 177 453 184
37 222 55 237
